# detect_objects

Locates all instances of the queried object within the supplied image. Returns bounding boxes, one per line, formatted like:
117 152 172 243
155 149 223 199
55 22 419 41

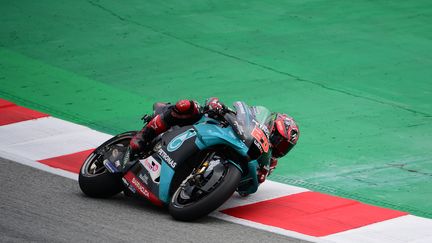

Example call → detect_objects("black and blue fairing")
121 101 272 204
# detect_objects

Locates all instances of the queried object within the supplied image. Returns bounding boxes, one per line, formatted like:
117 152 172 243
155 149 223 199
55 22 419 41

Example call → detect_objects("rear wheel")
78 132 136 198
169 154 241 221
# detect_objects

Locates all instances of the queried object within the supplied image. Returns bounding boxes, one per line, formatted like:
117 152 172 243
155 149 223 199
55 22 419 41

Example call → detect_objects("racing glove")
204 97 227 115
257 167 268 184
257 158 278 183
268 158 278 176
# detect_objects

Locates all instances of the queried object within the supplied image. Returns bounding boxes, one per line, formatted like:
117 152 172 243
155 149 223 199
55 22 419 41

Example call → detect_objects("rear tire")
169 163 241 221
78 132 136 198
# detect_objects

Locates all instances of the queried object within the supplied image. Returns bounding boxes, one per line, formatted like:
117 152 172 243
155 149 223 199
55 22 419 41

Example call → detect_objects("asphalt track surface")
0 157 309 243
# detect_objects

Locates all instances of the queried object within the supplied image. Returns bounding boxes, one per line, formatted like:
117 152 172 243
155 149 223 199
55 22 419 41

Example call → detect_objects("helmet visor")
271 133 294 158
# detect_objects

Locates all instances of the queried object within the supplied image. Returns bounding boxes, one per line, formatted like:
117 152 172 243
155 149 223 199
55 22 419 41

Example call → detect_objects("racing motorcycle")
78 102 271 221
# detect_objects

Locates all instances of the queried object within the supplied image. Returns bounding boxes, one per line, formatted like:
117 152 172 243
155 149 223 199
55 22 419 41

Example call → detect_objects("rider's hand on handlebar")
204 97 227 115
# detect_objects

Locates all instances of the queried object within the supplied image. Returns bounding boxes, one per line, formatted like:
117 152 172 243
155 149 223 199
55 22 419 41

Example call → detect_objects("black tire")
78 131 136 198
78 162 123 198
169 163 241 221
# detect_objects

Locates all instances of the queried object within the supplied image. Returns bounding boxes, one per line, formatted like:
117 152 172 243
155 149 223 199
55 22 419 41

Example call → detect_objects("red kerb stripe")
0 98 48 125
38 149 94 174
0 99 15 108
222 191 407 237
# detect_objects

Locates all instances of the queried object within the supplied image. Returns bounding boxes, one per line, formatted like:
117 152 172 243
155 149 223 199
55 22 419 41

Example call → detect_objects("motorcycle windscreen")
231 101 256 147
231 101 271 159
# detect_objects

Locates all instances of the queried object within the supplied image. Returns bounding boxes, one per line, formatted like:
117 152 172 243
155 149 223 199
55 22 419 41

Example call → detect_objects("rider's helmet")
270 113 300 158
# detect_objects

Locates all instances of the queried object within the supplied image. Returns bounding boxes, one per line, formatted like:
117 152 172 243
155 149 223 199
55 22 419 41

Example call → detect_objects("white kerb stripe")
218 180 309 210
0 149 78 181
0 117 94 146
322 215 432 243
211 211 334 243
0 117 112 160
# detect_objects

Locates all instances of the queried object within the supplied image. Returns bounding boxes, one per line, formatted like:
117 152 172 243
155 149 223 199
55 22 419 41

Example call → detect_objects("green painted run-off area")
1 0 432 218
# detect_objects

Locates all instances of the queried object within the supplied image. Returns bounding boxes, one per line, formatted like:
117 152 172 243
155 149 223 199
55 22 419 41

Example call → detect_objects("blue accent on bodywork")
167 129 197 152
158 160 175 203
193 116 260 194
193 122 249 156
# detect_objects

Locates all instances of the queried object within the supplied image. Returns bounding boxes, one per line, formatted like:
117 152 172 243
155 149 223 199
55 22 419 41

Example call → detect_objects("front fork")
195 153 257 196
236 160 260 195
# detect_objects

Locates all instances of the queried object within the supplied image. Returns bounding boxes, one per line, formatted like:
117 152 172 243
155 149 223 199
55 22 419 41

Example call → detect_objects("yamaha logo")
167 129 197 152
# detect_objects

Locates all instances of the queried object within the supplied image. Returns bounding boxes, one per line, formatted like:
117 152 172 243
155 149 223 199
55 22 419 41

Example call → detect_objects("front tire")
169 163 241 221
78 132 136 198
78 153 124 198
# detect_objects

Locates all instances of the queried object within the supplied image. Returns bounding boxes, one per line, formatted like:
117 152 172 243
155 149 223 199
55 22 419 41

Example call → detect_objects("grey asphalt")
0 158 310 243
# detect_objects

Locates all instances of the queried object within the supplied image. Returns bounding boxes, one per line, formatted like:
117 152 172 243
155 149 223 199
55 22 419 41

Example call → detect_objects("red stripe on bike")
38 149 94 173
222 191 407 237
124 171 163 206
0 98 49 125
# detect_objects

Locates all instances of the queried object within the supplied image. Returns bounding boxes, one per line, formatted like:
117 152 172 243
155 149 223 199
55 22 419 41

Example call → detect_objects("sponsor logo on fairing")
141 158 159 172
158 149 177 168
124 172 162 206
261 124 270 137
131 177 150 198
167 129 197 152
253 119 270 137
254 139 264 153
139 156 161 182
251 126 269 153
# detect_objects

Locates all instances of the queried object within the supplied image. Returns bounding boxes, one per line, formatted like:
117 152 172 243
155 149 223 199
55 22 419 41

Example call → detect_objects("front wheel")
169 159 241 221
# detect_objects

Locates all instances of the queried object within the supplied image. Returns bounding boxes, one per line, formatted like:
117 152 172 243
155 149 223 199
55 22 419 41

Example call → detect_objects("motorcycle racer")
128 98 299 195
